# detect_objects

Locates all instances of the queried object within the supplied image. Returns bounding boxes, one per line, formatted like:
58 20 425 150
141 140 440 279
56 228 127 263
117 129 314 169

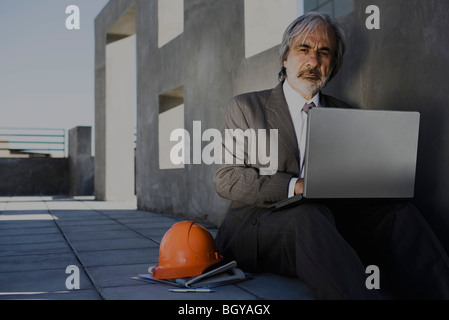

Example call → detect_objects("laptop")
270 107 420 209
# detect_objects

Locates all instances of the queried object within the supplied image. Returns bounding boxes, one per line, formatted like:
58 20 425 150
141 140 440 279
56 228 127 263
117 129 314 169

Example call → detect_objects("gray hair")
278 12 346 82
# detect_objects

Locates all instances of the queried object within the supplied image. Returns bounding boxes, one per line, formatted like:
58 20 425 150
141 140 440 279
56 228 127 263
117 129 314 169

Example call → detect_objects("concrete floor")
0 196 314 300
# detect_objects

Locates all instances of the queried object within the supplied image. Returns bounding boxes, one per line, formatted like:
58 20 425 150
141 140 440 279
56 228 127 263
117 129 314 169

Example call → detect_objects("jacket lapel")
265 82 300 170
320 93 332 108
264 87 350 175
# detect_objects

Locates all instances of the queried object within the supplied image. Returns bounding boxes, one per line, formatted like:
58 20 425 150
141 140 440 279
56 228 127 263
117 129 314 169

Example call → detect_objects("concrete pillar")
68 126 94 196
95 34 136 202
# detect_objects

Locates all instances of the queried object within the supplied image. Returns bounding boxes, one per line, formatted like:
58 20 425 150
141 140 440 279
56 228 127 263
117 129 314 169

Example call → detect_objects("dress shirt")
282 80 321 197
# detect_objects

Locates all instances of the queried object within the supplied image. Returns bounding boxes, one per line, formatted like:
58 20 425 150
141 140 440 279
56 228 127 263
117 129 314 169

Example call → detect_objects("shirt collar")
283 80 321 113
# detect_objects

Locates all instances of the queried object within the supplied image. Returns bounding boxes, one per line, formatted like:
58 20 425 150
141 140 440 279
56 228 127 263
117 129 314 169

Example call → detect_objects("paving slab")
0 212 55 222
81 200 137 211
50 211 109 222
0 220 56 230
3 201 48 211
0 196 316 301
0 252 80 273
99 283 257 300
64 229 142 242
58 222 131 233
0 241 72 257
86 263 151 288
55 219 119 228
0 233 66 246
118 219 179 230
70 237 158 252
132 227 172 243
0 267 94 293
77 247 159 267
100 211 160 219
0 226 60 237
0 289 102 300
235 273 314 300
45 201 94 211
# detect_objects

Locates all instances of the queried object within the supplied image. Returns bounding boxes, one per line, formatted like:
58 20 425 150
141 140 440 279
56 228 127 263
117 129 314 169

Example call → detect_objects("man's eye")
319 51 329 57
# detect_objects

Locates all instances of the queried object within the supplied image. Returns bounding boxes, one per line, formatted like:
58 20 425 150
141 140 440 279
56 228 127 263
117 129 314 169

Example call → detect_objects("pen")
169 288 215 293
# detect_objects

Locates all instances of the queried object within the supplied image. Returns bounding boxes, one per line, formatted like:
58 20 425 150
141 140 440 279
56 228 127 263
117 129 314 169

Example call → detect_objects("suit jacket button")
251 219 257 225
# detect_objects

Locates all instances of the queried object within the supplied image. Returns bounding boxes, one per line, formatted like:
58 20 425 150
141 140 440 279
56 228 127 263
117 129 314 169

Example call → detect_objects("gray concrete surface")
0 196 314 300
95 0 282 227
324 0 449 252
94 1 449 258
0 158 69 196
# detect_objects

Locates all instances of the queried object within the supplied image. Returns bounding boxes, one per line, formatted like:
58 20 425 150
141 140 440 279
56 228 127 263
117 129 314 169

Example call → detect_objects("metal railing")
0 127 66 157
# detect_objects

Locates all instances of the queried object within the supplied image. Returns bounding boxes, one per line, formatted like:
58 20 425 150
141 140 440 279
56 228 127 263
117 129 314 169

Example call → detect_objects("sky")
0 0 109 134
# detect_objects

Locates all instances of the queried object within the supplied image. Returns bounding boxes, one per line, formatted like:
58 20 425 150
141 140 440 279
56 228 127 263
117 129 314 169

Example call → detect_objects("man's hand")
294 179 304 195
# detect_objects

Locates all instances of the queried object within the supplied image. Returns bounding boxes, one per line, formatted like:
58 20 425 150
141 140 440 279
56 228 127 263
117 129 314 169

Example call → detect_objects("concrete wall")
135 0 281 226
96 0 449 252
0 126 94 197
0 158 69 196
95 0 281 226
324 0 449 250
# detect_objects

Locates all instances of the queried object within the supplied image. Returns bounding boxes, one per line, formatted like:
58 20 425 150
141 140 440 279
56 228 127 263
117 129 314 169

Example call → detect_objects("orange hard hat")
152 220 223 279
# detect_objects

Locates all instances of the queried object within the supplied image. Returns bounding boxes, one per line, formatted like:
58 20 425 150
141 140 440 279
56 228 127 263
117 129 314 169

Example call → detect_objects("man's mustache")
297 69 322 79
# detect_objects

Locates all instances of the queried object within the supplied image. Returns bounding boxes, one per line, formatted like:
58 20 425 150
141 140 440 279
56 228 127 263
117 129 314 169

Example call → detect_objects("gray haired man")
214 12 449 300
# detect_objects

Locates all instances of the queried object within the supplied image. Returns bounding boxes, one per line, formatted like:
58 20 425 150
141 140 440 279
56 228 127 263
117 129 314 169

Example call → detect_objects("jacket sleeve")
213 96 294 208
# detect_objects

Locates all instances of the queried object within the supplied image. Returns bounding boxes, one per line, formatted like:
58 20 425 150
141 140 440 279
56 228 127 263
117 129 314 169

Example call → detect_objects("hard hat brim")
152 254 223 279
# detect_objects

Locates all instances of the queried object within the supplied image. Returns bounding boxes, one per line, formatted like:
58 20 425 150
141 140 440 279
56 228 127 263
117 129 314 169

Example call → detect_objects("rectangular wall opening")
244 0 298 58
303 0 354 18
158 0 184 48
159 86 185 170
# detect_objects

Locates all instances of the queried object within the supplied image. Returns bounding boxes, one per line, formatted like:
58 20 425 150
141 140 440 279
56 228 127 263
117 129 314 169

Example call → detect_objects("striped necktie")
302 102 315 114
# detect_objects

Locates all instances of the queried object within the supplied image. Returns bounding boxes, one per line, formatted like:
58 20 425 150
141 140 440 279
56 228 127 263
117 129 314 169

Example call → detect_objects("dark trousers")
217 200 449 300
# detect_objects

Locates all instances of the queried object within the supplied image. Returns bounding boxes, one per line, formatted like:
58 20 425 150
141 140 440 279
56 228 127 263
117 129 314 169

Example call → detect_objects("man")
213 12 449 299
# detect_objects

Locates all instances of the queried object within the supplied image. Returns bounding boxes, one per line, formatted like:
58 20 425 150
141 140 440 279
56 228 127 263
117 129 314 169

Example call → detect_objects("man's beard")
289 68 330 97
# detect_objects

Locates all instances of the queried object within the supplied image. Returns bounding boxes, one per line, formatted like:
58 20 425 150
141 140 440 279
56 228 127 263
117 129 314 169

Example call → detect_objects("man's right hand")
294 179 304 195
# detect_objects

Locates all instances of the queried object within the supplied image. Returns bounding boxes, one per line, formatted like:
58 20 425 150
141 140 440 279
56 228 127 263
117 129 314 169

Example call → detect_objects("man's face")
283 24 336 100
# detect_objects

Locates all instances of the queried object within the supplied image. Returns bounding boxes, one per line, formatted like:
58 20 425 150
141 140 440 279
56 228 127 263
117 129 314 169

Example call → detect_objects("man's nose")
306 52 320 69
